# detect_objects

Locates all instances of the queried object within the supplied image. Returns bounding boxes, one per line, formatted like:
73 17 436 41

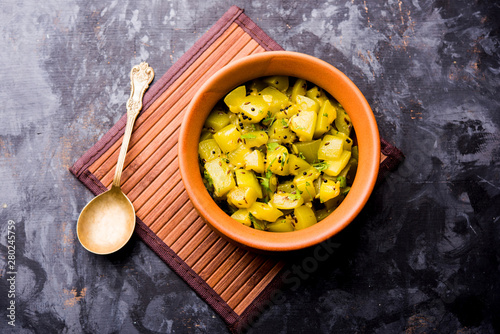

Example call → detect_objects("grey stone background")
1 0 499 333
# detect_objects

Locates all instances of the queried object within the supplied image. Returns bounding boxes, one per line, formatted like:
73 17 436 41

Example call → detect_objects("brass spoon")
77 62 154 255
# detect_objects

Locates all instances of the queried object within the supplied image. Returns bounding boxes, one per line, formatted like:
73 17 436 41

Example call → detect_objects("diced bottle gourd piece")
315 208 332 221
248 202 283 222
241 131 268 148
238 95 269 123
291 78 308 103
227 144 251 168
235 169 263 198
295 95 320 113
290 110 317 142
200 129 213 141
323 150 352 176
274 104 299 119
263 75 289 92
293 205 317 230
277 180 296 193
302 166 321 180
318 135 344 160
271 191 304 210
266 144 290 176
231 209 252 226
319 179 341 203
204 157 236 197
224 85 246 111
314 100 337 138
288 154 311 176
268 118 296 144
293 175 317 202
213 124 241 153
306 86 328 106
267 216 294 232
325 194 345 211
330 131 353 151
260 86 290 114
248 80 267 95
228 112 239 126
204 110 231 132
244 150 265 173
293 139 321 163
227 186 258 209
198 139 221 162
335 108 352 136
351 146 359 160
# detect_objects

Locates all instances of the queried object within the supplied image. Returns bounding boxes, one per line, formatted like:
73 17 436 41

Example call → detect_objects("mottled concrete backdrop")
1 0 499 333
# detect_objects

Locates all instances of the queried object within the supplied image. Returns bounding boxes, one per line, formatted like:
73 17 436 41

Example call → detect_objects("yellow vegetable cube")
335 108 352 136
318 135 344 160
274 104 299 119
330 131 353 151
242 131 268 148
271 191 304 210
235 169 263 198
295 95 320 113
290 110 317 142
204 157 236 197
248 202 283 222
293 175 317 202
268 118 296 144
224 85 246 111
306 86 328 106
260 86 289 114
263 75 289 92
200 129 213 141
323 150 352 176
204 110 230 132
244 150 265 173
267 216 294 232
227 186 258 208
288 154 311 176
198 139 221 162
248 80 267 95
293 205 317 230
238 95 269 123
266 144 290 176
277 181 296 193
291 78 307 103
227 144 251 168
292 139 321 163
319 179 341 203
314 100 337 138
213 124 241 153
231 209 252 226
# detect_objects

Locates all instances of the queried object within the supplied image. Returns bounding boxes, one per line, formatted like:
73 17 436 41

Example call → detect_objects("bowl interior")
179 51 380 252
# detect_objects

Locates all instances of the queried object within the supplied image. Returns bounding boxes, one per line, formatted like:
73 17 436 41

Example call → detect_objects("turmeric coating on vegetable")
198 76 358 232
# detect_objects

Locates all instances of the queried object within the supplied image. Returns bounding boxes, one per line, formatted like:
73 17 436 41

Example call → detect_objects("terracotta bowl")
178 51 380 252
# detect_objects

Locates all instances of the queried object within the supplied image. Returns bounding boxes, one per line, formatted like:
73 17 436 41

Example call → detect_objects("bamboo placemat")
70 6 404 333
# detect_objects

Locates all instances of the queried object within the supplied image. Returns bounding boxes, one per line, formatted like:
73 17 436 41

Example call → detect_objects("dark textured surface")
1 1 499 333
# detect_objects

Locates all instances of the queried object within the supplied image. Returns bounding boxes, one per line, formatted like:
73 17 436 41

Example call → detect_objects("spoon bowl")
76 62 154 255
77 186 135 254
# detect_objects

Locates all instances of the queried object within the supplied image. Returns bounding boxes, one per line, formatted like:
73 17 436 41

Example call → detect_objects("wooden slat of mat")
232 261 285 314
190 237 231 273
86 24 286 316
184 231 220 267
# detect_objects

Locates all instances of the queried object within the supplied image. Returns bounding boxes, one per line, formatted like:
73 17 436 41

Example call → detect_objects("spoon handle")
112 62 155 188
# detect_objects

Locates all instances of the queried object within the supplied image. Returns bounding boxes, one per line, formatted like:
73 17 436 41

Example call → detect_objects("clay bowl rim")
178 51 380 252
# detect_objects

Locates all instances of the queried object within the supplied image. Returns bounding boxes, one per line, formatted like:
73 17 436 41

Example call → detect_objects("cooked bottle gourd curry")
198 76 358 232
